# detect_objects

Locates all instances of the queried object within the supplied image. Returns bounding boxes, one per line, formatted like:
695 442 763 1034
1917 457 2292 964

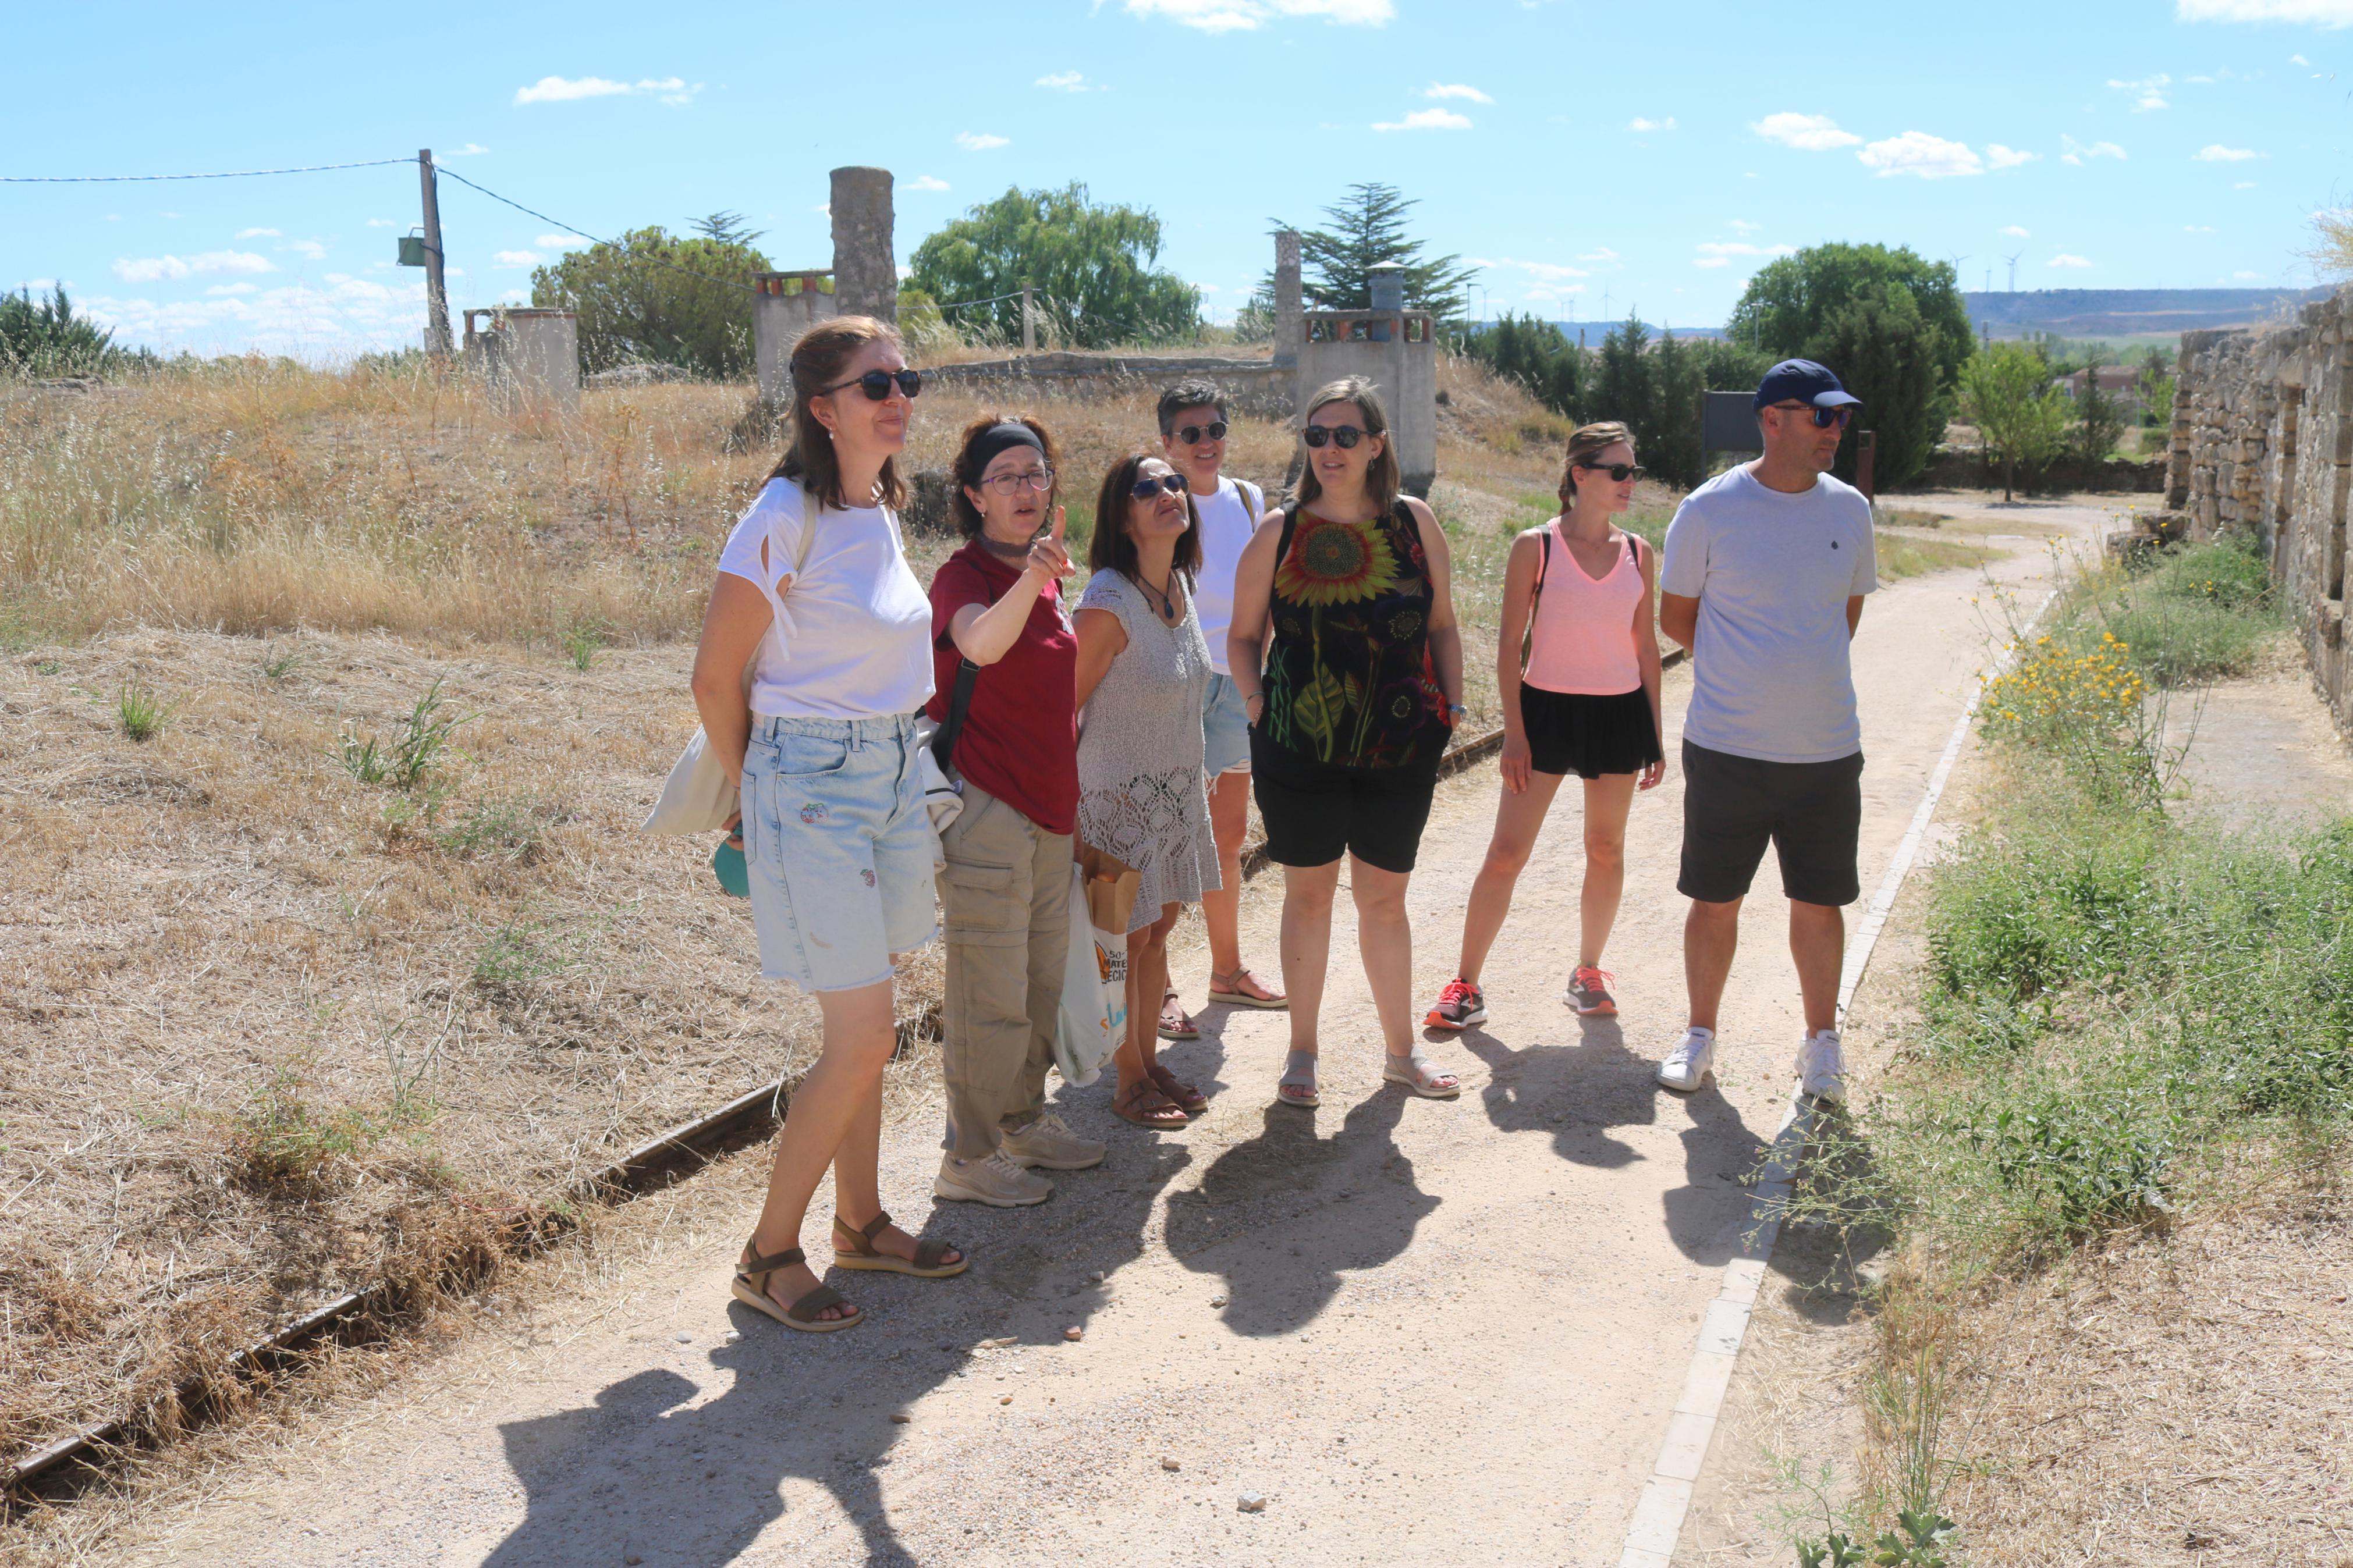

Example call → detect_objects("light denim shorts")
1202 670 1253 777
741 712 938 993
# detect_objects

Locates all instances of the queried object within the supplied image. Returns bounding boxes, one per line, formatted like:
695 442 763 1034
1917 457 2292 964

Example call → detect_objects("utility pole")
418 149 453 358
1020 285 1035 353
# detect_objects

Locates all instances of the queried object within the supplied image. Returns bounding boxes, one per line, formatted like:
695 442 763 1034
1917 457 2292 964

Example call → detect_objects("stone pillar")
463 307 579 417
831 166 897 325
1273 230 1302 368
752 271 839 403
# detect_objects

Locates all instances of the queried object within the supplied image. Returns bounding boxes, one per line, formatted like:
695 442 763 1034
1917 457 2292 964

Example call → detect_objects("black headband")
965 421 1045 481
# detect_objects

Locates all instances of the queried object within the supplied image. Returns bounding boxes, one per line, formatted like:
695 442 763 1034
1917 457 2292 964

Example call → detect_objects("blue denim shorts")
741 713 938 993
1202 671 1253 777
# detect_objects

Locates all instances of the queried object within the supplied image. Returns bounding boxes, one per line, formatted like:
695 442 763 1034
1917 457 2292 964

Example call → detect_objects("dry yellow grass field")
0 351 1584 1473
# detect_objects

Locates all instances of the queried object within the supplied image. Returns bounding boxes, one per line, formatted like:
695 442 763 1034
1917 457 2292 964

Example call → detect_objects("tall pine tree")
1272 184 1477 322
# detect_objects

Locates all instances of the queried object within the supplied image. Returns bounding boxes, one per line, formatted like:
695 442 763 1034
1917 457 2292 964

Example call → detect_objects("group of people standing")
691 314 1876 1333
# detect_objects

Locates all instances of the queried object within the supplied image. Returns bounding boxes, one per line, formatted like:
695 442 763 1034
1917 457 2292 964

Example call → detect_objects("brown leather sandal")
1113 1079 1191 1128
732 1240 861 1332
1148 1061 1208 1117
832 1210 967 1278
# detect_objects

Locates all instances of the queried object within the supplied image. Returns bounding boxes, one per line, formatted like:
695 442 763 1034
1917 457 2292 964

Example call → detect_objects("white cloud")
1628 115 1677 131
111 250 275 283
513 75 699 106
2291 52 2312 63
204 283 258 296
1120 0 1393 31
2060 136 2128 165
2235 269 2266 279
446 143 491 157
1986 144 2039 169
2001 225 2032 237
236 227 281 239
956 131 1010 150
288 239 328 261
2049 253 2094 268
1516 259 1591 281
494 250 545 268
1727 218 1760 233
2108 72 2171 110
1577 246 1619 263
1694 241 1798 268
365 218 399 228
1425 82 1493 102
906 175 952 192
2193 143 2260 161
2178 0 2353 23
2186 223 2217 232
1858 131 1983 179
534 233 590 248
500 289 530 304
1036 70 1090 91
1752 112 1861 150
81 275 430 357
1373 107 1472 131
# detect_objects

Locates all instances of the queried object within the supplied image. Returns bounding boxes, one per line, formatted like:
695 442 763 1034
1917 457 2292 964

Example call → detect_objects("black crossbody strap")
931 566 1013 774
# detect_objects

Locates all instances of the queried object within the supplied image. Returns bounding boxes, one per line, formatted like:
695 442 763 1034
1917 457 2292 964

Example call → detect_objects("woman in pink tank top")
1425 422 1666 1030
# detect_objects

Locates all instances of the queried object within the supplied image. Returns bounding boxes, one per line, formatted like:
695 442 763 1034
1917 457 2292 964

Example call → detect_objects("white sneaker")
1794 1030 1848 1104
1656 1027 1717 1093
934 1148 1053 1207
999 1112 1106 1171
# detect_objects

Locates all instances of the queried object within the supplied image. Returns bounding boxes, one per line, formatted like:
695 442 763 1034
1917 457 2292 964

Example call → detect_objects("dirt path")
93 496 2113 1568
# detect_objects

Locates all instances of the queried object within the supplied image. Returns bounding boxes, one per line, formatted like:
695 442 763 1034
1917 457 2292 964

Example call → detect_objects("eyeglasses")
1130 471 1189 500
822 368 922 401
1173 420 1228 445
1301 424 1367 449
979 467 1055 495
1770 402 1852 431
1577 461 1646 483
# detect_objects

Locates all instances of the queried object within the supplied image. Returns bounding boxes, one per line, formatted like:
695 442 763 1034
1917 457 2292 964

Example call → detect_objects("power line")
0 158 412 183
433 166 757 295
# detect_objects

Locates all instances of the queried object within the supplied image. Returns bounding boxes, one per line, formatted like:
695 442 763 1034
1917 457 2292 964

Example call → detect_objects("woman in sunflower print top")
1226 377 1468 1108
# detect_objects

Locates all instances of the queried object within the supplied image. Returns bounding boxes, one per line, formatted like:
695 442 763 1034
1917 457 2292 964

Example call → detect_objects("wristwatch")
1446 702 1468 720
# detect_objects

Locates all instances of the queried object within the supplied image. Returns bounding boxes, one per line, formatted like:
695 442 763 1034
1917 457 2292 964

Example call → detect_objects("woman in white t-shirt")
690 315 965 1334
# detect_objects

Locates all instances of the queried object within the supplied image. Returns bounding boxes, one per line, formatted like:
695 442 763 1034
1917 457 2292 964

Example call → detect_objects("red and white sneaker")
1564 966 1617 1016
1423 977 1487 1030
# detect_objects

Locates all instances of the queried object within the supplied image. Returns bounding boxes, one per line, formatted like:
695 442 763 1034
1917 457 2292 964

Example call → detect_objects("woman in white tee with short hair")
690 315 966 1334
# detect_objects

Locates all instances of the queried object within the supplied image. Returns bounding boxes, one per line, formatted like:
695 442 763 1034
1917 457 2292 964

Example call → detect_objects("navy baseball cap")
1752 359 1864 414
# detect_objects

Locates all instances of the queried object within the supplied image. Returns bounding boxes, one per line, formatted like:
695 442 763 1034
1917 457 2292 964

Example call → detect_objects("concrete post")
830 166 897 324
463 307 579 417
1273 230 1302 368
752 271 840 403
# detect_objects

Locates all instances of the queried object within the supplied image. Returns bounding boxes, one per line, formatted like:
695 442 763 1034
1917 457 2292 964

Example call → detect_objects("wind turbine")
2006 252 2023 292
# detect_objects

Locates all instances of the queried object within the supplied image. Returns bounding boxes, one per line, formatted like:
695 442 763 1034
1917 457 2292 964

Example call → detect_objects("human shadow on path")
474 1072 1193 1567
1457 1014 1768 1267
1163 1087 1440 1338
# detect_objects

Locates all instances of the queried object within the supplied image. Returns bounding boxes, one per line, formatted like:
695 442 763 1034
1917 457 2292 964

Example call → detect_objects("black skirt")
1519 685 1663 780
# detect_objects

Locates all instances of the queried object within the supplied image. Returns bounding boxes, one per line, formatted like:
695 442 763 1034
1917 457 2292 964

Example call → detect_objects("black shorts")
1520 685 1665 780
1677 740 1864 906
1250 733 1440 874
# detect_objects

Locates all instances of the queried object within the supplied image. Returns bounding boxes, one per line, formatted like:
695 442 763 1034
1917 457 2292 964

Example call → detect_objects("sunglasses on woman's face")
1770 401 1851 431
823 368 922 401
1130 471 1189 500
1301 424 1365 449
1577 461 1646 483
1173 420 1228 445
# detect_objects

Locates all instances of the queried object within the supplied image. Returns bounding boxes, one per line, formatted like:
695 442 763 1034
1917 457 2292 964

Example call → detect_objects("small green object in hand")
712 831 750 898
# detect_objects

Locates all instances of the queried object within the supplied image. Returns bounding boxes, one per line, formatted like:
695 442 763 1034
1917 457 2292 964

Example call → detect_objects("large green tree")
1 285 123 376
1724 243 1971 488
530 225 771 377
907 183 1199 349
1960 342 2070 501
1277 183 1478 322
1454 312 1585 419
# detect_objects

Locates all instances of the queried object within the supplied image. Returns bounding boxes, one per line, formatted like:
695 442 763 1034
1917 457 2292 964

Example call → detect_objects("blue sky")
4 0 2347 356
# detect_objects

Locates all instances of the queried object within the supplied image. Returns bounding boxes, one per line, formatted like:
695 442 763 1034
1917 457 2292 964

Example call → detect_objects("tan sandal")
1148 1061 1208 1117
1208 965 1289 1009
732 1240 861 1332
1113 1079 1191 1128
832 1210 967 1277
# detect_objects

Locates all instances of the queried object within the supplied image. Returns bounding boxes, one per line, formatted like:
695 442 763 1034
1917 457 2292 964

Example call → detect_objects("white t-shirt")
716 478 935 720
1189 475 1262 677
1659 465 1878 764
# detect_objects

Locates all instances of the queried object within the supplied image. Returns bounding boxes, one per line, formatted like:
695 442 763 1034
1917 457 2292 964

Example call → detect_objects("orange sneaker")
1424 977 1486 1030
1564 966 1617 1016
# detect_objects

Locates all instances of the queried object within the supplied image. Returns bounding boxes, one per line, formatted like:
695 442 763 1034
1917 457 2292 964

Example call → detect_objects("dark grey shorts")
1677 740 1864 906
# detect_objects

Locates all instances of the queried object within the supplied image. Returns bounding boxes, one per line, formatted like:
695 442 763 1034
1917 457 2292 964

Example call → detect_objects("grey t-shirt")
1660 465 1878 763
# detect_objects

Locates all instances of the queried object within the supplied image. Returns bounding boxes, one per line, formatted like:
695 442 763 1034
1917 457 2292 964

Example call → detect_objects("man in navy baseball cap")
1750 358 1864 415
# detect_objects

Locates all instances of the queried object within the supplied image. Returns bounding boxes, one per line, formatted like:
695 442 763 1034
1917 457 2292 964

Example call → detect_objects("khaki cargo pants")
936 783 1073 1160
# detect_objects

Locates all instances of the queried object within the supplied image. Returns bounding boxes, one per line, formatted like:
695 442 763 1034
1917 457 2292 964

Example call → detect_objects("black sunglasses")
1577 461 1646 483
1130 471 1189 500
1173 420 1228 445
1770 401 1852 430
822 368 922 401
1301 424 1366 449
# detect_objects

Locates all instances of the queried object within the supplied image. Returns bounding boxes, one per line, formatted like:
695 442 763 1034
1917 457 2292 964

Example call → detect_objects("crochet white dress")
1074 568 1221 932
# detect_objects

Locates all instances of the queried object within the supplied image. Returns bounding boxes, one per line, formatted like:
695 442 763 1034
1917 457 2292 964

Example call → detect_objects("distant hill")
1964 287 2333 339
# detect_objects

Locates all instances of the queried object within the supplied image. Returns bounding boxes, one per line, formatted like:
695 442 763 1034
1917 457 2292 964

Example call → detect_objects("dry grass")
0 351 1577 1482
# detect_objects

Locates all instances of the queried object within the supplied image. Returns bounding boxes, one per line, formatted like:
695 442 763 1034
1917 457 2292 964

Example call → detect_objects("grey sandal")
1276 1049 1321 1108
1383 1046 1461 1099
832 1210 967 1277
732 1241 861 1332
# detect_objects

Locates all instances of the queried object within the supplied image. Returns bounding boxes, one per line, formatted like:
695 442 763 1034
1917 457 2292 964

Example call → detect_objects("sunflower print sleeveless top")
1262 503 1454 770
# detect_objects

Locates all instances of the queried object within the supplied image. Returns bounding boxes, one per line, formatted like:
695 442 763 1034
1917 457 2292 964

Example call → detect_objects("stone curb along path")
1616 589 2052 1568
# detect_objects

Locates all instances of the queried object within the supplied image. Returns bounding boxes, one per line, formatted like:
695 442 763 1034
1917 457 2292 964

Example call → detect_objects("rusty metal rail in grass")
5 653 1686 1502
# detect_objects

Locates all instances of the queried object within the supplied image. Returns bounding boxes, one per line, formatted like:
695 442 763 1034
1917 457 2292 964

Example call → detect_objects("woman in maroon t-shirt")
925 415 1104 1209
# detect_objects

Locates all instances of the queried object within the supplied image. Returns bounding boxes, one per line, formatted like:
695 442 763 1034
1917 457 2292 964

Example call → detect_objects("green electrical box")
398 234 427 268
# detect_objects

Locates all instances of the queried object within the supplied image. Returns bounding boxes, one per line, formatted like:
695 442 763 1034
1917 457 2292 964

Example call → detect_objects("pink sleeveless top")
1523 522 1644 696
